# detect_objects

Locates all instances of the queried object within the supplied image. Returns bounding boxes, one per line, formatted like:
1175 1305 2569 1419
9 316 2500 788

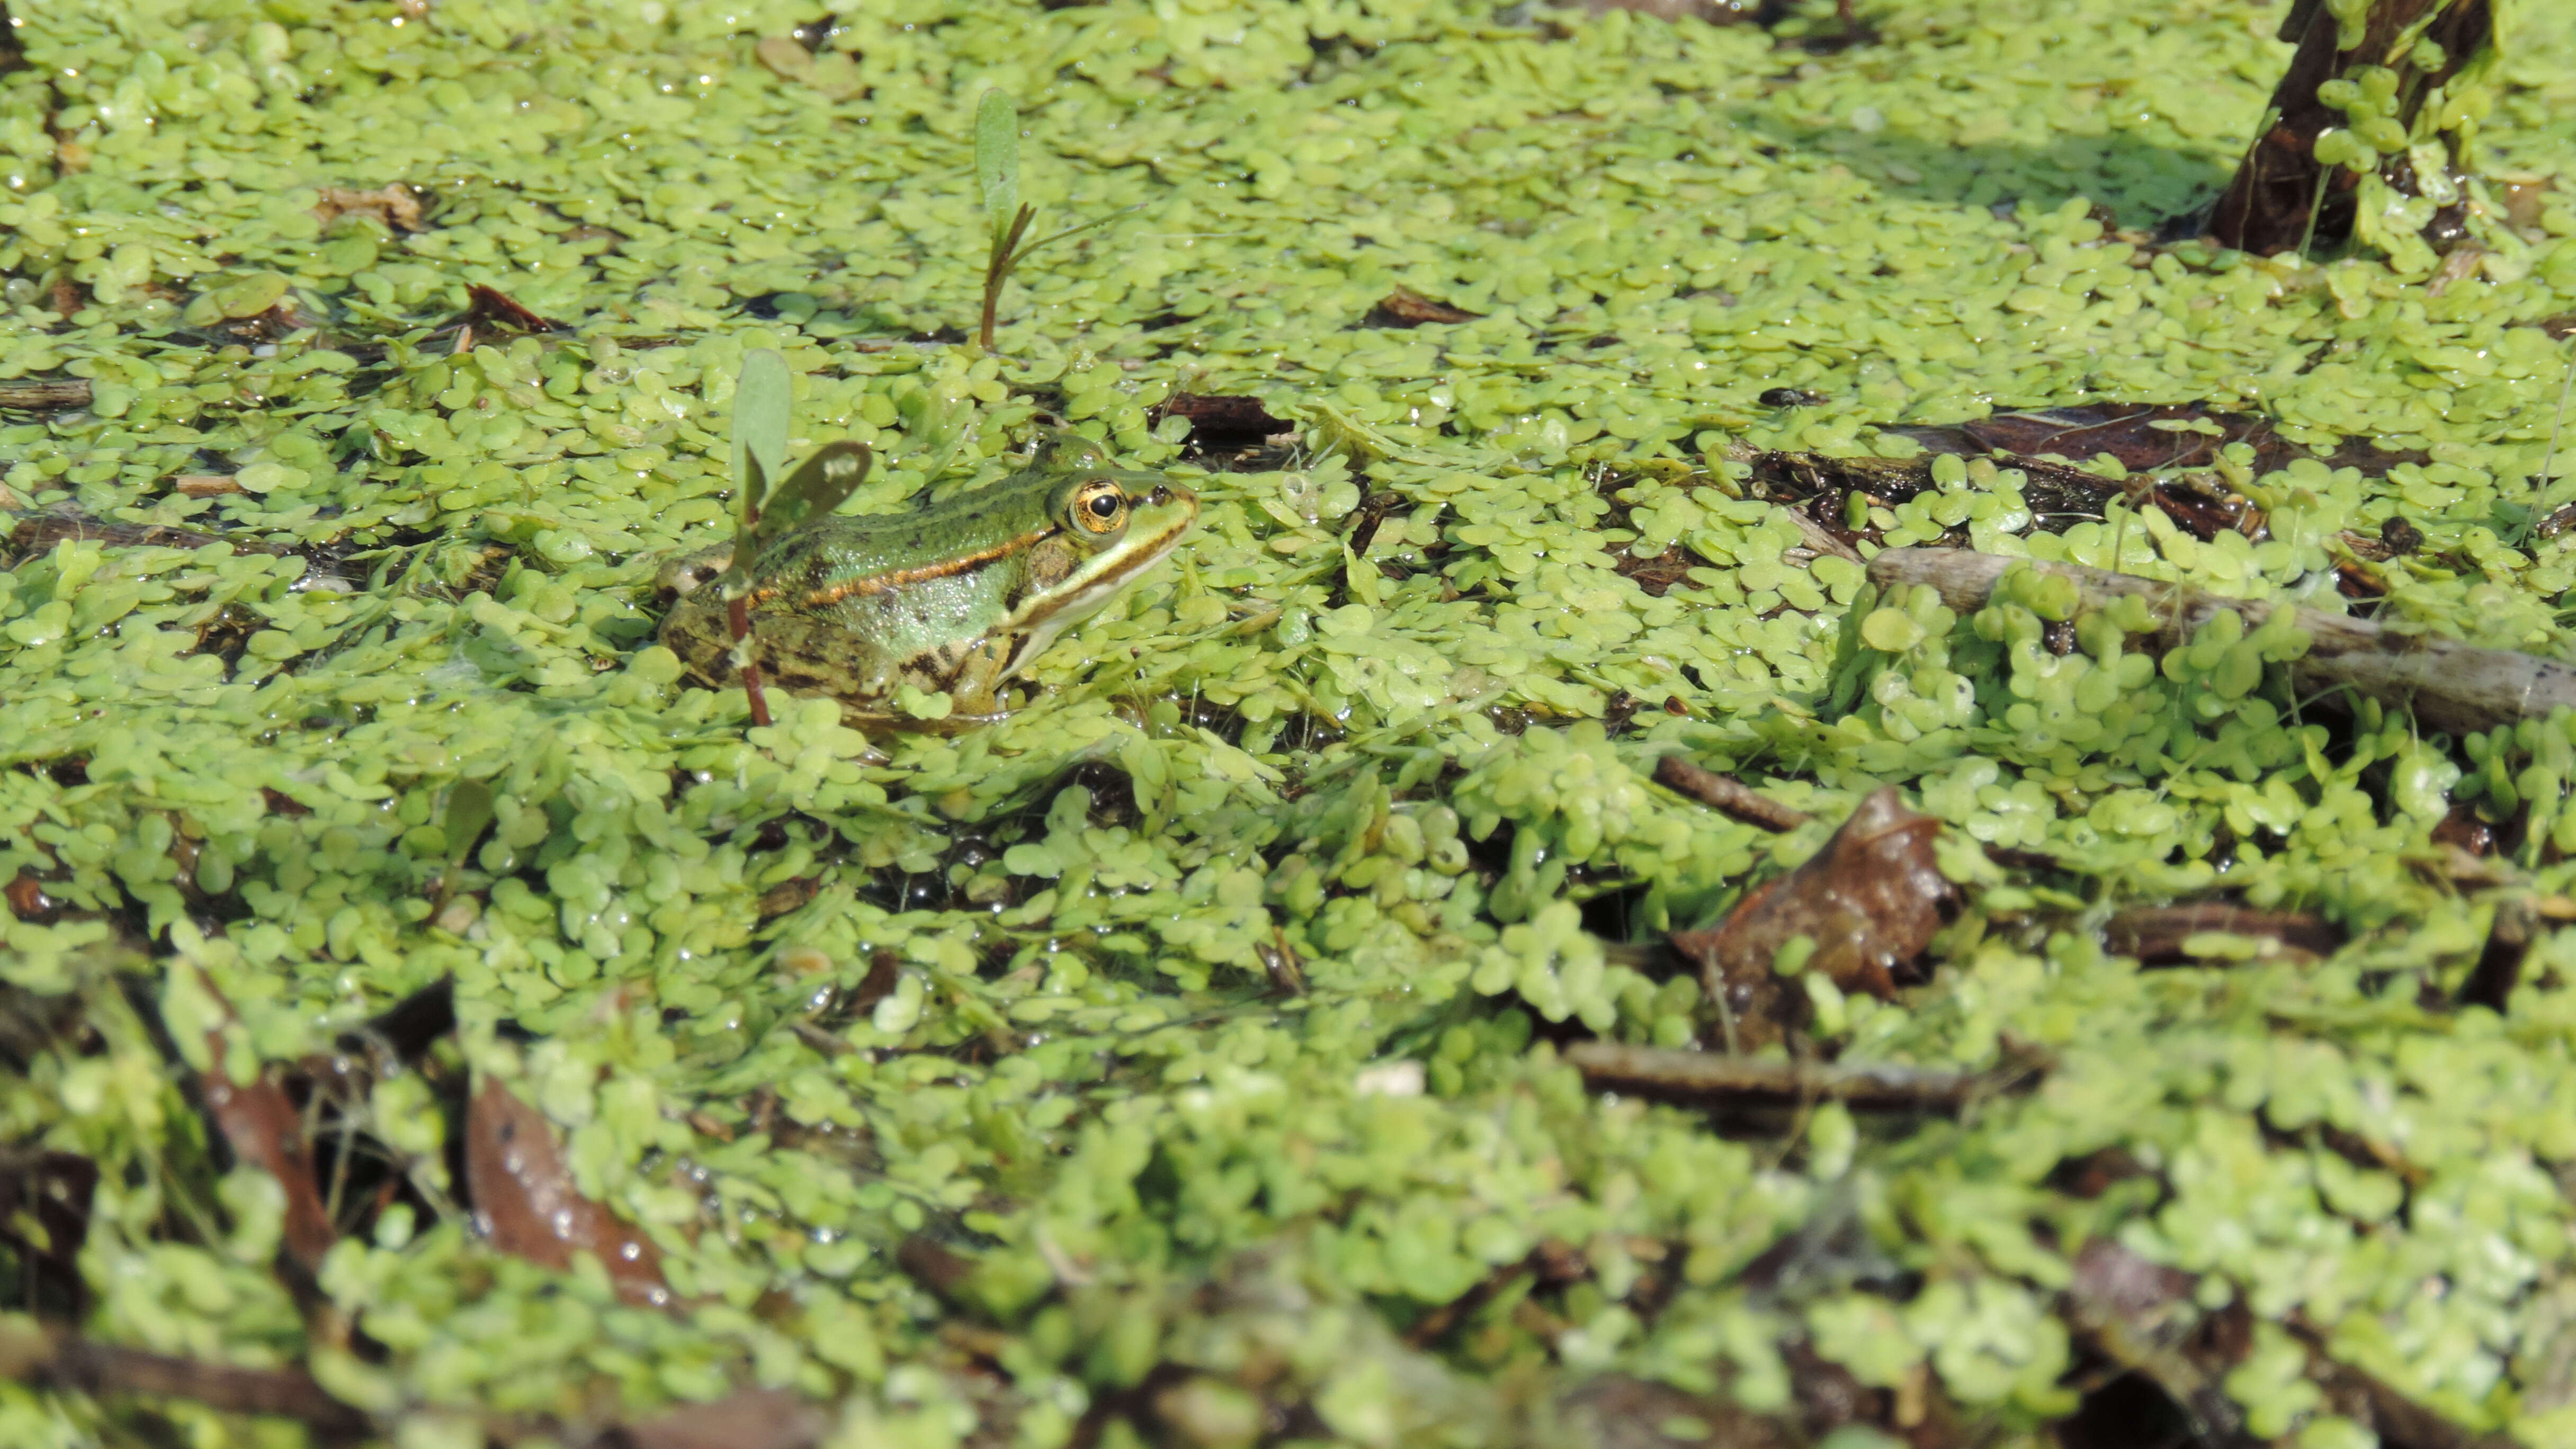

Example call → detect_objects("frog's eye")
1070 480 1128 535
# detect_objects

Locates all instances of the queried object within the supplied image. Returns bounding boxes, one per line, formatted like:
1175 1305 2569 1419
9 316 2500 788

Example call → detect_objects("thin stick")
1651 756 1813 832
2295 156 2331 262
1566 1041 2041 1114
0 1321 371 1437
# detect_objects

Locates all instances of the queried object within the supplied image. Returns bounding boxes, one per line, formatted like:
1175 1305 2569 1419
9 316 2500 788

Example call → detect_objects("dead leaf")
753 35 813 80
443 284 567 355
173 473 241 497
467 283 562 332
464 1077 671 1308
312 183 424 234
1671 788 1951 1049
195 1010 338 1276
1155 392 1292 450
2426 241 2491 297
1369 285 1481 326
5 870 56 920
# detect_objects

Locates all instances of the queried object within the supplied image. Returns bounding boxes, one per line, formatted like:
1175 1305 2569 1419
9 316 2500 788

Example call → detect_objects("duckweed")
6 0 2576 1445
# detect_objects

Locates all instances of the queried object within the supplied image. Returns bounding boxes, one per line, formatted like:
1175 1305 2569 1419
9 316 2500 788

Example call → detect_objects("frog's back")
755 473 1059 597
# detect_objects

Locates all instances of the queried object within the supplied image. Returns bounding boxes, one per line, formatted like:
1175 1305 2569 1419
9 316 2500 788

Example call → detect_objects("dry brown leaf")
1671 788 1951 1049
463 1077 672 1309
753 35 813 80
1156 392 1292 450
1371 285 1482 326
194 992 338 1275
312 183 424 234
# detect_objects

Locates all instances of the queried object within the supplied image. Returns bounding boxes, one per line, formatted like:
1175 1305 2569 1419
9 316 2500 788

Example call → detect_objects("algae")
3 0 2576 1445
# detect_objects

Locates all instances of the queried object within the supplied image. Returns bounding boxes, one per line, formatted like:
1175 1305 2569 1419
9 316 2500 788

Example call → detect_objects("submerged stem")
726 591 772 729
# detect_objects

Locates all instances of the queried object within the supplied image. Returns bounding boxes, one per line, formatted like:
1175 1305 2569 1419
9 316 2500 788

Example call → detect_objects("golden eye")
1073 481 1126 533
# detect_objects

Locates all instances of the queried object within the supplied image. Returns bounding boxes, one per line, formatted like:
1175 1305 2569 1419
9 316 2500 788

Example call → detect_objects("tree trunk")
2207 0 2498 264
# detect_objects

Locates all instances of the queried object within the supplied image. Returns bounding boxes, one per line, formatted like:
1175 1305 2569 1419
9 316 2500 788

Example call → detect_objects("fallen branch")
0 1321 371 1438
2103 904 2345 967
1868 547 2576 737
1564 1041 2043 1113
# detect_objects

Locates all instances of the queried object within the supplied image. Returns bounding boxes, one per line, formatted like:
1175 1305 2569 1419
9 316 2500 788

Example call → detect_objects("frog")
656 440 1198 730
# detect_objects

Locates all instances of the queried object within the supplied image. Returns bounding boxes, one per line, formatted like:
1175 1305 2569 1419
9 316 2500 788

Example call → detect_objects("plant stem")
727 593 772 728
980 203 1034 352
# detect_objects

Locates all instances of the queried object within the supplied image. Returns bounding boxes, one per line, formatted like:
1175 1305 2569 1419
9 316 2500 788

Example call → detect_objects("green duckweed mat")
6 0 2576 1445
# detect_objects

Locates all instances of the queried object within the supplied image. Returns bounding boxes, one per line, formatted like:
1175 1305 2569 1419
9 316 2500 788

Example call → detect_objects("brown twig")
2104 903 2345 967
1565 1041 2043 1113
1651 756 1813 832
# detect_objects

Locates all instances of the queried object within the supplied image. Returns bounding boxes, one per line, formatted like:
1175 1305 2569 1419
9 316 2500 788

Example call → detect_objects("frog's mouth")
999 483 1197 682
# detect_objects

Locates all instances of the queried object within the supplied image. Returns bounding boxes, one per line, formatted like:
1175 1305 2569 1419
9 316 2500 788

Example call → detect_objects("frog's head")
999 469 1198 673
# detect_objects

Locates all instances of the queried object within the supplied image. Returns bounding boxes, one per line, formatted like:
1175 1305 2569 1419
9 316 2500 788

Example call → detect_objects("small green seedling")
433 777 495 912
974 89 1121 353
715 348 874 729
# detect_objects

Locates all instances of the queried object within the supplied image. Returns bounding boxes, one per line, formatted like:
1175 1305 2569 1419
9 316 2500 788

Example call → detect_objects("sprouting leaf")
731 347 792 519
747 441 873 556
442 778 494 871
976 88 1021 255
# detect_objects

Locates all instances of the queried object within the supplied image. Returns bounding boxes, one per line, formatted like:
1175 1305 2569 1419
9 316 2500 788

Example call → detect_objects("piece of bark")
1651 755 1813 832
463 1077 672 1309
1868 547 2576 738
0 379 93 410
2458 896 2534 1012
1671 788 1952 1051
2207 0 2496 258
1566 1041 2036 1114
